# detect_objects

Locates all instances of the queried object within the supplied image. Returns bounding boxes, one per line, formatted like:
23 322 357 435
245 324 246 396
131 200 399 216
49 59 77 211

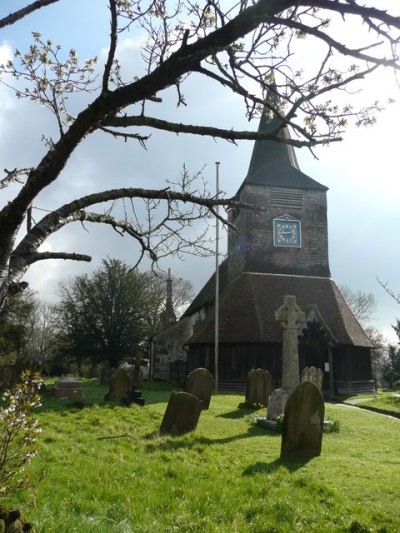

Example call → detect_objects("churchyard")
7 379 400 532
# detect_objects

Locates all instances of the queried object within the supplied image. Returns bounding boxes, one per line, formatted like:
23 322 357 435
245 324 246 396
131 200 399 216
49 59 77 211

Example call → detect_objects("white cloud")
0 41 12 65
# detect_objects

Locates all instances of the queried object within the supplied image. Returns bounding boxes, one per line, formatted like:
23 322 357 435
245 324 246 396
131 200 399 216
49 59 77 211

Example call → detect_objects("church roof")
184 272 372 348
242 111 328 191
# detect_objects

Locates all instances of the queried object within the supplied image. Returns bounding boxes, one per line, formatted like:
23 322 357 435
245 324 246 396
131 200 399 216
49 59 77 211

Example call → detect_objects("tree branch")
0 168 32 190
98 125 150 148
10 187 260 279
102 0 118 93
377 277 400 305
0 0 59 29
266 15 399 69
102 114 330 147
28 252 92 265
299 1 400 31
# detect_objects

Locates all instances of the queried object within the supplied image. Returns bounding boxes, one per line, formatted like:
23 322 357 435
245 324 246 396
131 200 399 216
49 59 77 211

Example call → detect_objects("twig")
97 432 132 440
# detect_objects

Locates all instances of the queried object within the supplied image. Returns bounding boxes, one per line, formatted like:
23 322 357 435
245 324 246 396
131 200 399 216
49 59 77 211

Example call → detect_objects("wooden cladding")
271 188 303 209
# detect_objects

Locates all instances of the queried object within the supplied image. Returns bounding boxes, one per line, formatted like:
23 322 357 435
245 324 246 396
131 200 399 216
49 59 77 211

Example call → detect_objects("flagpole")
214 161 220 393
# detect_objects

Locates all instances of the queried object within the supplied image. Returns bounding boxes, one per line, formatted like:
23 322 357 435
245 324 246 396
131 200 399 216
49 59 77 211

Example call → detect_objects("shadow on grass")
243 457 311 476
144 424 279 453
217 406 263 419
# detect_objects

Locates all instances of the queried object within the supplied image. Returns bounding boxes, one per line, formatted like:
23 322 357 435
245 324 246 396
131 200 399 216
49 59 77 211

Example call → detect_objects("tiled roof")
185 273 372 348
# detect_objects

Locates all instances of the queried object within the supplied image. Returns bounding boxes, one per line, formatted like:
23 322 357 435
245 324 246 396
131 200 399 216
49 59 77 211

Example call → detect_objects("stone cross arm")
275 295 305 330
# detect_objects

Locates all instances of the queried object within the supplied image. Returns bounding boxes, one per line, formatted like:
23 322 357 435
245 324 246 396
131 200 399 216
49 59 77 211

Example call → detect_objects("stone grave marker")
104 367 132 401
184 368 214 409
245 369 272 407
160 391 202 436
100 366 113 385
280 381 324 459
267 295 305 419
301 366 323 392
53 377 83 399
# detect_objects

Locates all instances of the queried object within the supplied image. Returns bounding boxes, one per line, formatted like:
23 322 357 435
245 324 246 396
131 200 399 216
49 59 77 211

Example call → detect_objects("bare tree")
0 0 399 309
377 278 400 305
339 285 377 326
364 326 389 387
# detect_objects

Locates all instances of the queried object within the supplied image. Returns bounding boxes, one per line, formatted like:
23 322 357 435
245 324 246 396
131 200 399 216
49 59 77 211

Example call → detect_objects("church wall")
152 315 196 380
334 345 374 394
228 185 330 279
188 340 373 395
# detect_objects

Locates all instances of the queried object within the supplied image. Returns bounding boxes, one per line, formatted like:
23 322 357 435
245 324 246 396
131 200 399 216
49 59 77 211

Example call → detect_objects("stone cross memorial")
245 369 272 407
280 381 324 459
184 368 214 410
267 295 305 419
160 391 203 436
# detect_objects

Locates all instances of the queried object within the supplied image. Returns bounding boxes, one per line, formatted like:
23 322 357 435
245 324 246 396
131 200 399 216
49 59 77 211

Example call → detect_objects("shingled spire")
160 268 176 329
244 100 327 191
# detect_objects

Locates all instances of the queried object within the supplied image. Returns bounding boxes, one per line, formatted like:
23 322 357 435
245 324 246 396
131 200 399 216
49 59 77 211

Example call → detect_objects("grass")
357 391 400 416
5 380 400 532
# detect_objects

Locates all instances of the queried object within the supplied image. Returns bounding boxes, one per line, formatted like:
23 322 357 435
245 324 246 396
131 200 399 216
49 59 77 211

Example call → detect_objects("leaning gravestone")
245 369 272 407
301 366 323 392
184 368 214 410
104 368 132 401
53 377 83 399
280 381 324 459
160 391 202 436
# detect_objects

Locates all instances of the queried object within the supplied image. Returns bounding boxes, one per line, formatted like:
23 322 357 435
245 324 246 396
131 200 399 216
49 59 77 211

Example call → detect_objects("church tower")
228 111 330 280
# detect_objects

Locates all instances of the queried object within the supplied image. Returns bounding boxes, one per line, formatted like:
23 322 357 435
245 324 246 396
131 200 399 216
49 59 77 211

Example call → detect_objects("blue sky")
1 0 400 341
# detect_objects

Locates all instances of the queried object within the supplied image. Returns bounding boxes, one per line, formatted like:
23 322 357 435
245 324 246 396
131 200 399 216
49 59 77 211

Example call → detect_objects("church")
152 109 374 397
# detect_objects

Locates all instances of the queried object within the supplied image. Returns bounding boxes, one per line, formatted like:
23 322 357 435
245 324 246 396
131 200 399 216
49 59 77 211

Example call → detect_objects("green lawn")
337 390 400 416
6 380 400 532
358 391 400 416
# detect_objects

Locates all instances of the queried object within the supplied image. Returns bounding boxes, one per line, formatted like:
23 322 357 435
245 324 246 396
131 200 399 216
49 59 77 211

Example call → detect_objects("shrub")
0 371 42 498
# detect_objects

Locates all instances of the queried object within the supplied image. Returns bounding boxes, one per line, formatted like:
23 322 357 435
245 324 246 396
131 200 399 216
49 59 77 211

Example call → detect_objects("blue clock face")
274 216 301 247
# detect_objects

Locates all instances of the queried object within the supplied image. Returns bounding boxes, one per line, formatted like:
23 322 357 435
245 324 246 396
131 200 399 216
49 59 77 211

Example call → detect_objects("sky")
0 0 400 342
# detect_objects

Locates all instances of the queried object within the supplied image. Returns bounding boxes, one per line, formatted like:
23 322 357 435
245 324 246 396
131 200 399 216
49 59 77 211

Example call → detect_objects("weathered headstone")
280 381 324 459
301 366 323 392
160 391 202 436
267 295 305 419
184 368 214 409
245 369 272 407
100 366 113 385
104 368 132 401
53 377 83 399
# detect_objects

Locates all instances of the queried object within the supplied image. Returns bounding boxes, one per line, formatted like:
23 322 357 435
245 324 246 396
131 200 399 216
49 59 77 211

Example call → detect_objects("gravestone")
280 381 324 459
184 368 214 409
267 295 305 419
104 368 132 401
245 369 272 407
160 391 202 436
53 377 83 399
100 366 113 385
301 366 323 392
